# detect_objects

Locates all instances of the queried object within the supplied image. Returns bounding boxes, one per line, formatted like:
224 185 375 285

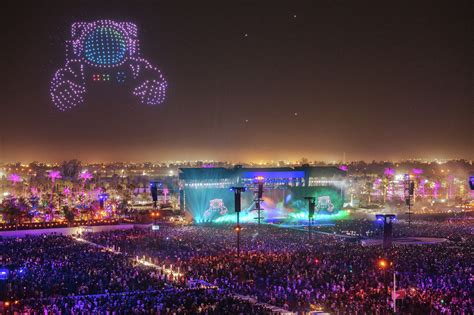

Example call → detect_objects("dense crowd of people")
311 216 473 241
0 217 472 314
0 235 171 300
0 234 273 314
6 288 272 314
84 220 473 314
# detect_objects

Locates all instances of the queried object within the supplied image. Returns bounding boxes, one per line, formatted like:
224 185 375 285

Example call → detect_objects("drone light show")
50 20 167 111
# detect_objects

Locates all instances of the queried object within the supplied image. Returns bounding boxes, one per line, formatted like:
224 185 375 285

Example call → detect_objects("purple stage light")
412 168 423 175
8 174 21 184
79 170 93 181
384 168 395 177
50 20 167 111
48 170 62 182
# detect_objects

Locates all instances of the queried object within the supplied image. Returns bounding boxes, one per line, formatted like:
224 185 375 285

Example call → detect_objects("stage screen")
184 188 254 223
184 186 345 223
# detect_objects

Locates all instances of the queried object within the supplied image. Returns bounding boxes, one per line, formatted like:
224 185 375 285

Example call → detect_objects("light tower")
376 214 396 250
231 186 246 257
304 197 316 239
150 181 160 209
254 176 265 225
404 174 415 226
98 193 109 210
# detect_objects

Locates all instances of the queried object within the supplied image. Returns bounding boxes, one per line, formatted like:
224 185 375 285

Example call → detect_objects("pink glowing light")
8 174 21 184
31 187 39 196
339 165 348 171
48 170 62 182
384 168 395 177
63 187 71 195
412 168 423 176
79 171 93 181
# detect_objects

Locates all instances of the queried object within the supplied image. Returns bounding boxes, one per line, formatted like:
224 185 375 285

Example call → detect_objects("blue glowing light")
84 26 127 66
0 268 9 280
242 171 305 179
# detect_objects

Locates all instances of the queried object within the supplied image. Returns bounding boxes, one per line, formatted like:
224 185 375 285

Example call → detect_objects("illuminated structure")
376 214 396 250
179 166 347 223
50 20 167 111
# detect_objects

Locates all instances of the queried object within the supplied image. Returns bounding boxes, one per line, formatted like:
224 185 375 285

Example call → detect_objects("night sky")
1 0 472 163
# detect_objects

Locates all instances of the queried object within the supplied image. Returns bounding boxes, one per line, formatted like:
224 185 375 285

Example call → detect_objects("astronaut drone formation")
50 20 168 111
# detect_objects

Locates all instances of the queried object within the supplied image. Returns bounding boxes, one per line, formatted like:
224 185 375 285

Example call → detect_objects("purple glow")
384 168 395 177
50 20 167 111
339 165 348 171
63 187 71 195
48 170 62 182
8 173 21 184
412 168 423 175
433 181 440 198
79 171 93 181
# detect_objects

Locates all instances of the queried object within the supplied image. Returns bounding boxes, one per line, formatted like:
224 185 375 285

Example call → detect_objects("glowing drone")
50 20 167 111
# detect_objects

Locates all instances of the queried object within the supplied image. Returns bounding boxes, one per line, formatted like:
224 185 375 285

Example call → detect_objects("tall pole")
309 212 311 239
408 201 411 227
232 187 246 257
405 174 414 227
376 214 396 250
305 197 315 240
254 177 264 226
393 271 397 313
237 211 240 257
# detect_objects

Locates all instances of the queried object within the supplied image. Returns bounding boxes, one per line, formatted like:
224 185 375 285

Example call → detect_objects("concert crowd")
0 218 472 314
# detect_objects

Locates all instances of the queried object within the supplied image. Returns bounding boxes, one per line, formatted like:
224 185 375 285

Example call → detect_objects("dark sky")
1 0 472 163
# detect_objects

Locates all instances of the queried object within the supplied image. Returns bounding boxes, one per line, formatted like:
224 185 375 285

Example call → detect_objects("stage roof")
179 166 345 181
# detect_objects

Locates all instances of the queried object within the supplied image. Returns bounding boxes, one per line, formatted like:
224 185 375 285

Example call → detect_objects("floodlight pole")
237 211 240 256
232 187 246 257
254 177 264 226
305 197 316 240
404 175 414 227
150 181 159 210
150 212 159 239
375 214 396 250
